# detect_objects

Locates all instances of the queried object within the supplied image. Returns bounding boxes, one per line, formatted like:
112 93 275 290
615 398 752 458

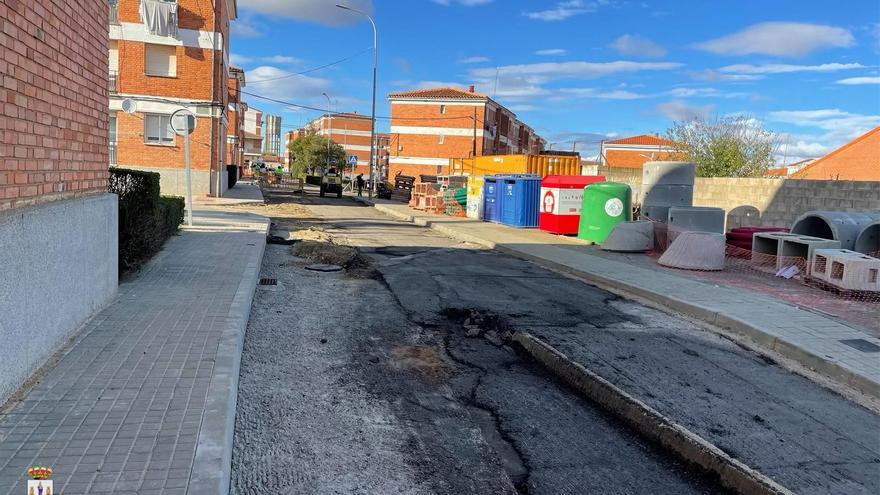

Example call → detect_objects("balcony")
109 70 118 93
109 1 119 25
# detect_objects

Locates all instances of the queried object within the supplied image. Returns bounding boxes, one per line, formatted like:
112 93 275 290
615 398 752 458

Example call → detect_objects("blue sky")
231 0 880 162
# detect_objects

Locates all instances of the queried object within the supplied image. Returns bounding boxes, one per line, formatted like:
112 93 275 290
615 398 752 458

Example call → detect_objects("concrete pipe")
658 231 726 271
854 220 880 255
790 211 880 250
602 221 654 252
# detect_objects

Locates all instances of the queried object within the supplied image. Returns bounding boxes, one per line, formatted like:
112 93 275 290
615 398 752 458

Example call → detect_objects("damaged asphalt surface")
230 190 878 494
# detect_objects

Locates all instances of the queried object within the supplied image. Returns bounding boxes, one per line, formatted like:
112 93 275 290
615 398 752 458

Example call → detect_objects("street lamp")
322 92 332 174
336 3 377 197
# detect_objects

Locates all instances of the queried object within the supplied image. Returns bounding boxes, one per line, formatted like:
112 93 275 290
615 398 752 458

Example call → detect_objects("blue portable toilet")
483 175 506 223
500 175 542 228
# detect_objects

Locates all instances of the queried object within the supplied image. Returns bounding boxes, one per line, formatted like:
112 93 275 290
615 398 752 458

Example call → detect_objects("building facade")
598 135 680 170
263 114 283 158
243 107 263 167
792 127 880 181
387 87 545 178
0 0 118 402
109 0 238 196
226 66 246 172
287 112 390 177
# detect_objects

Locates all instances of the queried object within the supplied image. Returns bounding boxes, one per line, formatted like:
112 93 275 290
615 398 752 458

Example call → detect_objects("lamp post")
322 92 331 174
336 3 377 197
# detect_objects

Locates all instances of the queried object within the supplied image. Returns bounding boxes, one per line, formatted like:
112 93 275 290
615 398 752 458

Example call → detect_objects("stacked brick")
409 182 445 214
0 0 109 211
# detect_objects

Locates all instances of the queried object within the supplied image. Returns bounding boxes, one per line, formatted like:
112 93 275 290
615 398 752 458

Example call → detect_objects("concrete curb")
360 199 879 402
512 332 794 495
188 217 270 495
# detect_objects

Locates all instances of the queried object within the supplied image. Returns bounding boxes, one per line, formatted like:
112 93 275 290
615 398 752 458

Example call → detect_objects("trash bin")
578 182 633 244
499 175 542 228
483 175 506 223
539 175 606 235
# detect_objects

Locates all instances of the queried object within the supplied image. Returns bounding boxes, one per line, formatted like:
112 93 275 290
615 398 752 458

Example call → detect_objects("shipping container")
450 154 580 178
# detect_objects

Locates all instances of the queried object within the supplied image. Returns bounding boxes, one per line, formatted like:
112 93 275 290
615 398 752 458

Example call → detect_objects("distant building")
243 107 264 166
286 113 390 176
765 159 814 178
109 0 238 196
387 86 546 178
791 127 880 181
263 114 283 157
1 0 118 402
599 135 680 170
227 67 247 171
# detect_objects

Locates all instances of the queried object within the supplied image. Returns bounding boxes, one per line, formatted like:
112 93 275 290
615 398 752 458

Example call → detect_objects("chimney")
469 85 475 93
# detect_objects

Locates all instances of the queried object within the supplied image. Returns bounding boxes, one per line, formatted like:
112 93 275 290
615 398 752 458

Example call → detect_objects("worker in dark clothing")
356 174 365 196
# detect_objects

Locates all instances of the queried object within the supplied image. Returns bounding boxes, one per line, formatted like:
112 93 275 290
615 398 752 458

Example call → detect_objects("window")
145 44 177 77
144 114 175 145
438 134 445 145
440 105 446 114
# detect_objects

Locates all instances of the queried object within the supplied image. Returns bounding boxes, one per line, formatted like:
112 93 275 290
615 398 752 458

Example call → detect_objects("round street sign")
170 109 197 136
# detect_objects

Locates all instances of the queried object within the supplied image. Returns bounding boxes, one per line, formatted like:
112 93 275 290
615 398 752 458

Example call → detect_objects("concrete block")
811 249 880 292
667 206 726 233
753 232 841 269
641 161 696 186
602 221 654 252
658 232 726 271
641 205 670 222
642 184 693 208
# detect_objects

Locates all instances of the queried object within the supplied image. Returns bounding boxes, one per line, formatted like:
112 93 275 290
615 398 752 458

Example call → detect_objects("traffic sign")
348 155 358 166
170 109 196 136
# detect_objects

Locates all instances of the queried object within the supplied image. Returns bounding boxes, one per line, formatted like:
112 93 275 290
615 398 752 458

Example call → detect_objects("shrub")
108 168 184 272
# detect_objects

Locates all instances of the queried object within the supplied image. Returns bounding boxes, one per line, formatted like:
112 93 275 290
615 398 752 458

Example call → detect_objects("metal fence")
109 70 118 93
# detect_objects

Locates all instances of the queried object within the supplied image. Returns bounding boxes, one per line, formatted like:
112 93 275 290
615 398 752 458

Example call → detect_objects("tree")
665 115 779 177
287 131 346 177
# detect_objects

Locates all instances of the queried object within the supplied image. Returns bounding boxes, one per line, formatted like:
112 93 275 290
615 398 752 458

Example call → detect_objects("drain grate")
839 339 880 353
259 278 277 286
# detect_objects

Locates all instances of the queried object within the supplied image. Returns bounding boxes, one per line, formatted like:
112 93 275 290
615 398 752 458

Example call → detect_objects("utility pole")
322 92 331 173
472 105 477 158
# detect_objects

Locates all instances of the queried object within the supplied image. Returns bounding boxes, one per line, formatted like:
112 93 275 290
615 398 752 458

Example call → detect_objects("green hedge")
108 168 184 272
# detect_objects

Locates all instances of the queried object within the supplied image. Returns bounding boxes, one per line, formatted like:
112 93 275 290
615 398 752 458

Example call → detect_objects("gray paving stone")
0 210 267 492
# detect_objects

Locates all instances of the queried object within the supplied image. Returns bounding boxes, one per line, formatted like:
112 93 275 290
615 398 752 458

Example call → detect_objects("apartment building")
598 134 680 170
387 86 546 178
287 112 390 176
263 114 283 158
226 66 246 173
1 0 118 402
243 106 263 166
108 0 238 196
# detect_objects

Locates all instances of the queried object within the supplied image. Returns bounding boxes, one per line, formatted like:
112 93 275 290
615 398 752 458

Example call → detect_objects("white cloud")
432 0 494 5
767 108 880 144
240 0 374 26
666 87 749 99
610 35 666 58
246 66 330 103
263 55 300 64
535 48 568 56
415 80 468 90
459 56 491 64
524 1 597 21
469 60 682 81
557 88 648 100
508 104 539 111
836 76 880 85
718 63 864 75
690 69 764 81
231 20 261 37
656 100 714 121
230 53 253 66
695 22 855 57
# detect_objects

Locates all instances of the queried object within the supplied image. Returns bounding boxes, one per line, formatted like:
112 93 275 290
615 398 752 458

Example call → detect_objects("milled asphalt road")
230 191 722 495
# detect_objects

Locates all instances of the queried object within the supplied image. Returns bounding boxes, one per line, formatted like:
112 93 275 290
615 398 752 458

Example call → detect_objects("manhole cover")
259 278 277 286
839 339 880 353
305 264 343 272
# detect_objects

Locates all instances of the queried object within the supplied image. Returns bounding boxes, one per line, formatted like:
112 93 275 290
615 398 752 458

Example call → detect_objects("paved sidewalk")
356 197 880 400
0 208 268 495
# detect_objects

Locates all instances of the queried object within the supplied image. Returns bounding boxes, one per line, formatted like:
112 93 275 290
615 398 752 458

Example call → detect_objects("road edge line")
188 215 270 495
512 331 794 495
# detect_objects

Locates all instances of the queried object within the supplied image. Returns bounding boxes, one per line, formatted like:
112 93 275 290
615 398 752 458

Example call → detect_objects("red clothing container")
539 175 606 234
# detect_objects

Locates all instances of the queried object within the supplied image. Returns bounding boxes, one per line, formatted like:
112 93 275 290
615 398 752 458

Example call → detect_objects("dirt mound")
291 240 375 278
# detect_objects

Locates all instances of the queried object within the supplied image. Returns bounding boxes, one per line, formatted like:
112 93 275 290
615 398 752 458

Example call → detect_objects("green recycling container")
577 182 633 243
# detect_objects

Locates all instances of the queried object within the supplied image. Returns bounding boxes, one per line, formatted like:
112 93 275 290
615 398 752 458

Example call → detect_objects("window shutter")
145 44 176 76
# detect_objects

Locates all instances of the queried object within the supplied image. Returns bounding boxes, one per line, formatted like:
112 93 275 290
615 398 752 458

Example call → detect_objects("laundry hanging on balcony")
140 0 178 37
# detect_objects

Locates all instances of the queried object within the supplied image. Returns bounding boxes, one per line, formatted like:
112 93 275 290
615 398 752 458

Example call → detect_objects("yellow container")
451 154 580 177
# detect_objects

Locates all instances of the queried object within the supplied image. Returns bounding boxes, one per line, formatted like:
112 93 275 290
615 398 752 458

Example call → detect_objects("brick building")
598 134 680 170
792 126 880 181
387 87 546 178
287 112 390 177
0 0 118 401
109 0 238 196
226 66 246 171
243 106 263 167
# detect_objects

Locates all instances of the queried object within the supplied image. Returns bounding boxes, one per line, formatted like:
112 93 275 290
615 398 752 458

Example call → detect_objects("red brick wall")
794 128 880 181
116 112 213 171
0 0 109 211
